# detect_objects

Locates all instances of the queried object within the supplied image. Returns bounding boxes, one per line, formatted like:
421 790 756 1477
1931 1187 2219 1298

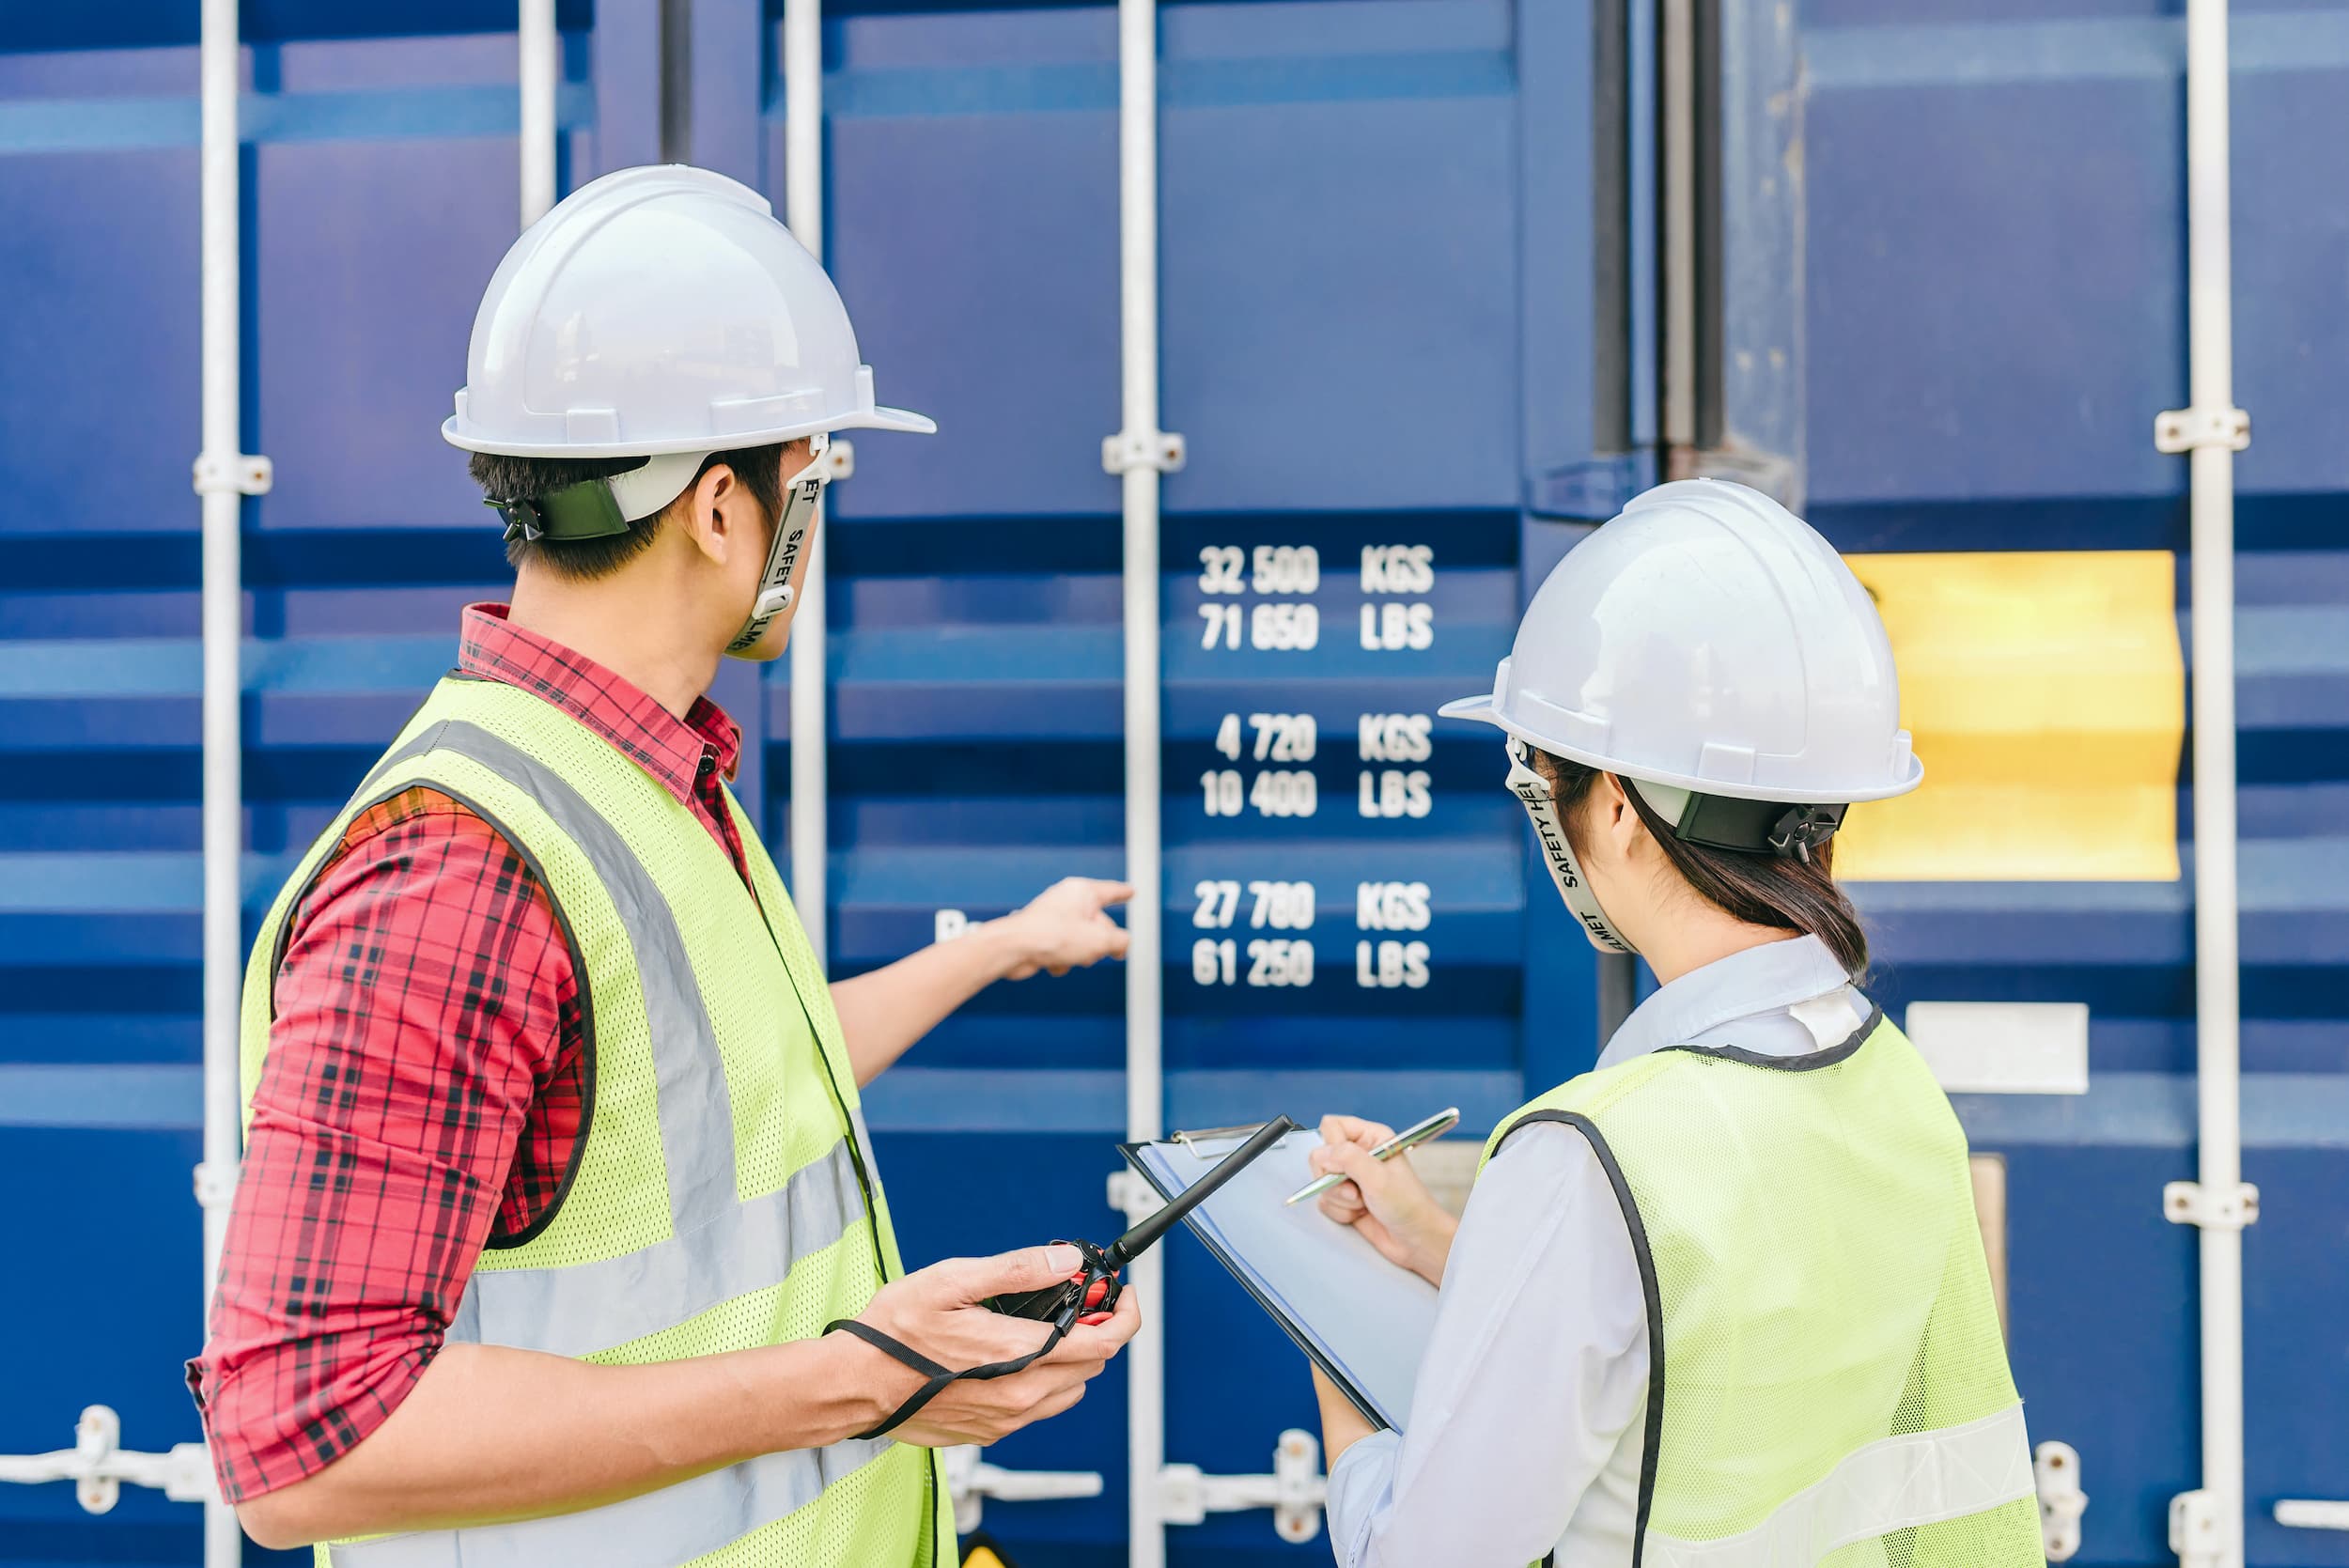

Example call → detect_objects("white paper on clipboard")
1123 1126 1439 1429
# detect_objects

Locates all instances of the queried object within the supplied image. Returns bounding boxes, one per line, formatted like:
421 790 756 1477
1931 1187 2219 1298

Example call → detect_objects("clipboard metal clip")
1172 1121 1279 1156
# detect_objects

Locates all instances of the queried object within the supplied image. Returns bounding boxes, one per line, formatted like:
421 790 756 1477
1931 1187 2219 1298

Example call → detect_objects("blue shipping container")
1 2 2343 1566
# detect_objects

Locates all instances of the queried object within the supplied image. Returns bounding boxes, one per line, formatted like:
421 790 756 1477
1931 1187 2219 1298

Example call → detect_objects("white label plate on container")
1905 1001 2090 1095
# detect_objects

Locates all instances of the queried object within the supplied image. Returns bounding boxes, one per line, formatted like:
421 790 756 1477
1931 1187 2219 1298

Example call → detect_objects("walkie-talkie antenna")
1106 1114 1299 1268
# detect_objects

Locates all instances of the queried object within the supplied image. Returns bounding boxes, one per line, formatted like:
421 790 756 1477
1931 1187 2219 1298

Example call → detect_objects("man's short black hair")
469 442 793 582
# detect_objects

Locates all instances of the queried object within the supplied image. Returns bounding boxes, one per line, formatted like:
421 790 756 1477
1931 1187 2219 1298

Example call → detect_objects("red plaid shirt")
190 606 755 1503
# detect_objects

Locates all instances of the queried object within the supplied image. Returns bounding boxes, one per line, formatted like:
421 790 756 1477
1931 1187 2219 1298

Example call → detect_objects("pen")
1284 1106 1461 1205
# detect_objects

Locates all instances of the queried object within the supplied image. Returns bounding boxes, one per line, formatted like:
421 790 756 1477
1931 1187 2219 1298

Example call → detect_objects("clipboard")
1120 1123 1439 1429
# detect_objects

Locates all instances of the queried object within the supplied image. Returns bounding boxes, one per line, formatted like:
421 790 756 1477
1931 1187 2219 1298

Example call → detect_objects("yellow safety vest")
241 675 953 1568
1482 1015 2045 1568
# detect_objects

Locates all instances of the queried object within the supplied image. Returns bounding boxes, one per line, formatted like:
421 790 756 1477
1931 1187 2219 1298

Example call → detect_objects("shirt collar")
1598 934 1856 1069
458 604 741 806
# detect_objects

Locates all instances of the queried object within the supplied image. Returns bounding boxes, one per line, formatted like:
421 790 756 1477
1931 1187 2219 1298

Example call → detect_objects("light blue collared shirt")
1323 935 1867 1568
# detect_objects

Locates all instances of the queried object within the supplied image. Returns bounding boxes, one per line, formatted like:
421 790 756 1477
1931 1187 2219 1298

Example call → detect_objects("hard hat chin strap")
1506 741 1636 955
725 434 831 659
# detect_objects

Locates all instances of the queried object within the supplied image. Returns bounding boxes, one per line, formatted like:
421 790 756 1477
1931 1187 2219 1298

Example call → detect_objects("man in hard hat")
191 165 1137 1567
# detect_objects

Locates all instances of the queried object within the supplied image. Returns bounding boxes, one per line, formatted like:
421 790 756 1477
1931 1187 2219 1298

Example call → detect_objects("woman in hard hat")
1305 480 2043 1568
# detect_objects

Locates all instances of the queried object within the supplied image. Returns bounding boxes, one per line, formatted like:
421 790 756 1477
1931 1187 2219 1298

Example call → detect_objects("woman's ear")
1597 773 1649 861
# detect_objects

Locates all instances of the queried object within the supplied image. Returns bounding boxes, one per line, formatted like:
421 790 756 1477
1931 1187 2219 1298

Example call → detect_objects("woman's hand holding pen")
1309 1114 1458 1287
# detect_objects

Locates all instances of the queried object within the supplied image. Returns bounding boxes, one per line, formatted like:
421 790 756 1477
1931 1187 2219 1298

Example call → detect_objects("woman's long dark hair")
1532 749 1870 976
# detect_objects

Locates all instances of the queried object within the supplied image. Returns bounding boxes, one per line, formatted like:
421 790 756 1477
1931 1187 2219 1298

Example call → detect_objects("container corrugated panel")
11 1 2340 1566
795 2 1626 1560
0 1 1632 1564
1764 4 2349 1565
1 7 608 1566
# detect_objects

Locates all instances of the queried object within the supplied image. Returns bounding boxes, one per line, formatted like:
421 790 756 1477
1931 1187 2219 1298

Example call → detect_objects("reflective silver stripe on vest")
848 1105 884 1203
419 719 739 1237
355 716 457 803
329 1435 896 1568
1643 1404 2036 1568
447 1134 864 1358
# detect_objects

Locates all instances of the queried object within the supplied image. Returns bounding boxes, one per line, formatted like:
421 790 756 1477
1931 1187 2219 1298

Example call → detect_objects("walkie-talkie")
984 1114 1299 1329
829 1114 1301 1441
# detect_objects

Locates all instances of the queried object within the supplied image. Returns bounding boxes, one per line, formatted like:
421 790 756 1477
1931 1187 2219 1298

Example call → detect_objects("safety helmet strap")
484 479 625 544
484 450 718 544
1506 740 1637 956
1630 779 1849 863
725 433 831 659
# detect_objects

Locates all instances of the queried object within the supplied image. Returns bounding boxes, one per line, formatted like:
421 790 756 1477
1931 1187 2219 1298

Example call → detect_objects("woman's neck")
1635 908 1797 987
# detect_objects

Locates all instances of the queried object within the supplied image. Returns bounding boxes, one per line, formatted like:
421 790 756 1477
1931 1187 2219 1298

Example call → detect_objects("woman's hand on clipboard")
1307 1115 1459 1287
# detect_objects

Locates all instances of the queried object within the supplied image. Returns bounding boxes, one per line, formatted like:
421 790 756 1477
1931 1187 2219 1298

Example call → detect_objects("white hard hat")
1444 480 1919 953
1443 478 1921 805
443 163 935 460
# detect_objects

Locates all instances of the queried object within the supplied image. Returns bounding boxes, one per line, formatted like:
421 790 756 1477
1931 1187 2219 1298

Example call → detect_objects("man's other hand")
998 877 1132 980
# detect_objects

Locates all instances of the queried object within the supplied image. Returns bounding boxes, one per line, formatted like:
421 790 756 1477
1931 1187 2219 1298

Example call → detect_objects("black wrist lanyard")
828 1116 1298 1442
824 1311 1079 1441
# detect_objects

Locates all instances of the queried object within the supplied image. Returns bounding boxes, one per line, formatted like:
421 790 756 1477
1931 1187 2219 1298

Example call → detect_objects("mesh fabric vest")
1479 1014 2045 1568
240 675 954 1568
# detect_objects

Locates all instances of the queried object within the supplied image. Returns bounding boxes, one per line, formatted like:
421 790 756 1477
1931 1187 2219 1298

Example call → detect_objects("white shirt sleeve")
1323 1120 1651 1568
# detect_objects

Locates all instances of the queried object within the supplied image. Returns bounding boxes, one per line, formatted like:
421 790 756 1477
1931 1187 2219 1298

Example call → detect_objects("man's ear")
673 462 739 565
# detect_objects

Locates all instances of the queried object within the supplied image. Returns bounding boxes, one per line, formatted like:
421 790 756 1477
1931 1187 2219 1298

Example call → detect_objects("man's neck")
506 574 722 721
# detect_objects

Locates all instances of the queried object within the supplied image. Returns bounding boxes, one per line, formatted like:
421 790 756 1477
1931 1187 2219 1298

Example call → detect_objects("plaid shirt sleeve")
188 788 578 1503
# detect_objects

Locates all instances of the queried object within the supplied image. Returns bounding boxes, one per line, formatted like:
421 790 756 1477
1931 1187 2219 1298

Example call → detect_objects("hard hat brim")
1439 692 1923 804
1437 692 1503 727
858 404 940 436
442 404 938 458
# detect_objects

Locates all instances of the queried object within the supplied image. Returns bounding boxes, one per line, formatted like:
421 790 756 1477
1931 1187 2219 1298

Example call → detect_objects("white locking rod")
941 1445 1104 1537
2277 1500 2349 1531
2166 3 2249 1564
1113 0 1172 1562
0 1406 217 1514
198 3 250 1563
1155 1430 1328 1545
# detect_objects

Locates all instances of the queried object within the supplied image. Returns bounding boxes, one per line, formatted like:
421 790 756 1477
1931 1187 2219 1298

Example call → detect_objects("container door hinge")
194 1159 241 1211
1103 429 1186 474
2035 1441 2088 1561
2170 1488 2233 1568
192 451 273 495
0 1405 216 1514
940 1444 1102 1536
2164 1180 2259 1231
1107 1169 1165 1225
2154 406 2249 454
1157 1429 1326 1544
2276 1499 2349 1531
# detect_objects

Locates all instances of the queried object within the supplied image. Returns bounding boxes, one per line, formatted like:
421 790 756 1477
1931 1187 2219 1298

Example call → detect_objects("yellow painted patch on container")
1834 551 2183 881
